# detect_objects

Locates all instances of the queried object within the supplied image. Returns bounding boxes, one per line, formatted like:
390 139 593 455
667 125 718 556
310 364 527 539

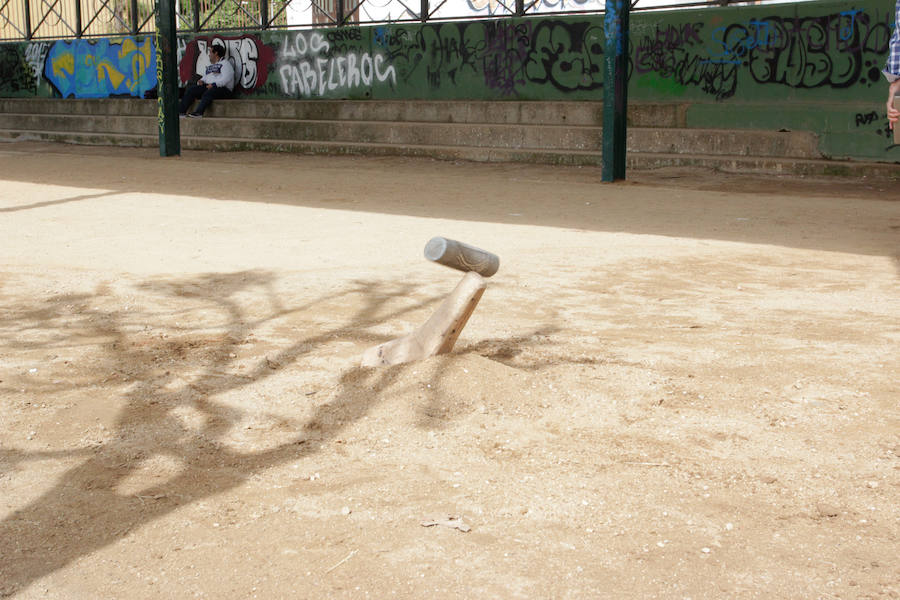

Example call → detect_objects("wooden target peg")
360 272 486 367
424 237 499 278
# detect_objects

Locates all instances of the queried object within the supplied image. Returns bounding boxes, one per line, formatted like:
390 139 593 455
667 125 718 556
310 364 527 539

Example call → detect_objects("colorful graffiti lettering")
179 34 276 91
743 11 893 89
44 38 156 98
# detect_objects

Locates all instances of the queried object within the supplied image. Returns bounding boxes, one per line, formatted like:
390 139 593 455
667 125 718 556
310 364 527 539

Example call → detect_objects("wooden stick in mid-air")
360 238 500 368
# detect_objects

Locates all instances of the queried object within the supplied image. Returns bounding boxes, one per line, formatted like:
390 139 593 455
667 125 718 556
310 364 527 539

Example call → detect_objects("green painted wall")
2 0 898 161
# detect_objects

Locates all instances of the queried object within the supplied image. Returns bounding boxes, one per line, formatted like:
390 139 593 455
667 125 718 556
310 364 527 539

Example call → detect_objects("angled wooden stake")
361 272 486 367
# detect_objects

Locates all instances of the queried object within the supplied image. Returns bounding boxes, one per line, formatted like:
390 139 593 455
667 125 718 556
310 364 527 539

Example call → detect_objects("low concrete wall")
1 0 897 162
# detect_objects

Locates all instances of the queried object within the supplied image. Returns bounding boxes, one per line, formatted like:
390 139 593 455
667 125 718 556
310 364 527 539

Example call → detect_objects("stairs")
0 97 896 178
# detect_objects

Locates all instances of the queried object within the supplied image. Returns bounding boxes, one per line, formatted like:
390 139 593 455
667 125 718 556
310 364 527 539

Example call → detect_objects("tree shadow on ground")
0 268 520 595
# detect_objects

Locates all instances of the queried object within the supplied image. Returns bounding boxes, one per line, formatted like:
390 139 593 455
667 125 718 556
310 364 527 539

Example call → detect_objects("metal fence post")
259 0 268 29
156 0 181 156
130 0 139 33
192 0 200 31
516 0 524 17
601 0 629 182
23 0 32 39
421 0 427 22
337 0 344 26
75 0 82 37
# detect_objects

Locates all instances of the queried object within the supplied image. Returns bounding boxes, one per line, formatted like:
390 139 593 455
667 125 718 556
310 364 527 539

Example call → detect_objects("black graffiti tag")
524 21 604 92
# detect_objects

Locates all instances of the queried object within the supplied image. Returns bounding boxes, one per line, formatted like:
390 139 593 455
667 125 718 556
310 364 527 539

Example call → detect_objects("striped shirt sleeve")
885 0 900 80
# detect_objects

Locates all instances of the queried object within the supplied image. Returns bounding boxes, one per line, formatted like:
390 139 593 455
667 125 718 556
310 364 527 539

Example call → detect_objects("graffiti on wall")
25 42 51 90
43 38 156 98
277 30 397 97
483 21 531 95
525 21 604 92
635 7 895 99
853 108 897 147
467 0 599 17
179 35 276 91
635 21 738 99
378 20 604 97
0 45 36 95
0 1 894 107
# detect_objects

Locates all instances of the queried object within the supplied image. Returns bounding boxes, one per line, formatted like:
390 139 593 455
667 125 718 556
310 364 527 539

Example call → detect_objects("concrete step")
0 129 158 148
2 130 894 179
0 97 157 117
0 112 821 158
0 98 687 127
629 128 821 159
201 99 688 128
0 113 159 136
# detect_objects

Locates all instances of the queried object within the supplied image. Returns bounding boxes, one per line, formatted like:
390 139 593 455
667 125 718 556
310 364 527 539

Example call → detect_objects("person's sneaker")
187 112 202 118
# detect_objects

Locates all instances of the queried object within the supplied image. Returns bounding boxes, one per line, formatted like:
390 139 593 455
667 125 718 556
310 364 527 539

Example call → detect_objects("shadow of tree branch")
0 269 449 595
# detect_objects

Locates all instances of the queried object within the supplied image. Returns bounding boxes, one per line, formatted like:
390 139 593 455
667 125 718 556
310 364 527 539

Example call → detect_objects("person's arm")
888 79 900 130
218 60 235 91
204 61 234 90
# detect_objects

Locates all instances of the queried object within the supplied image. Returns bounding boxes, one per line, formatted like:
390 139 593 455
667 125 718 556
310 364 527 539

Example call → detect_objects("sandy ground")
0 141 898 599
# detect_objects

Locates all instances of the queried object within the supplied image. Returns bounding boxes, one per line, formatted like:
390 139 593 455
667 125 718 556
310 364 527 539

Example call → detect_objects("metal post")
192 0 200 31
130 0 139 33
336 0 344 26
156 0 181 156
24 0 32 39
75 0 82 37
259 0 268 29
516 0 524 16
420 0 427 22
601 0 629 182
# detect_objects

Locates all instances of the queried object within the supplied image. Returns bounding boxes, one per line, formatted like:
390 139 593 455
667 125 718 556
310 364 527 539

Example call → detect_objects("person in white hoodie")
179 43 235 118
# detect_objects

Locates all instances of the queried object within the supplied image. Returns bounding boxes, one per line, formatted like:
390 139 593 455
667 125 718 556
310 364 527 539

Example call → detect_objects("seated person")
179 44 234 118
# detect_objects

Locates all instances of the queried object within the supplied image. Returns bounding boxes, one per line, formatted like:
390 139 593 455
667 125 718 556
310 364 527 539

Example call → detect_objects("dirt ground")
0 141 898 599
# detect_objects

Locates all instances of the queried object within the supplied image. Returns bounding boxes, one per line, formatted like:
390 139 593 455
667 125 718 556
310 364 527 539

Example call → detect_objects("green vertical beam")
156 0 180 156
601 0 629 182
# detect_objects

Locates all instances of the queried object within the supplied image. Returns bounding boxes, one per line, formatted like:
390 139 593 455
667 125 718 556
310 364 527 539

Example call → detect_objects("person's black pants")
179 84 232 116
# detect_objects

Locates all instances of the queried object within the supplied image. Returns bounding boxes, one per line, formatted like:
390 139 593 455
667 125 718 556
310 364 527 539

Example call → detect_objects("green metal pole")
24 0 32 40
259 0 269 28
130 0 139 34
156 0 180 156
601 0 629 182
